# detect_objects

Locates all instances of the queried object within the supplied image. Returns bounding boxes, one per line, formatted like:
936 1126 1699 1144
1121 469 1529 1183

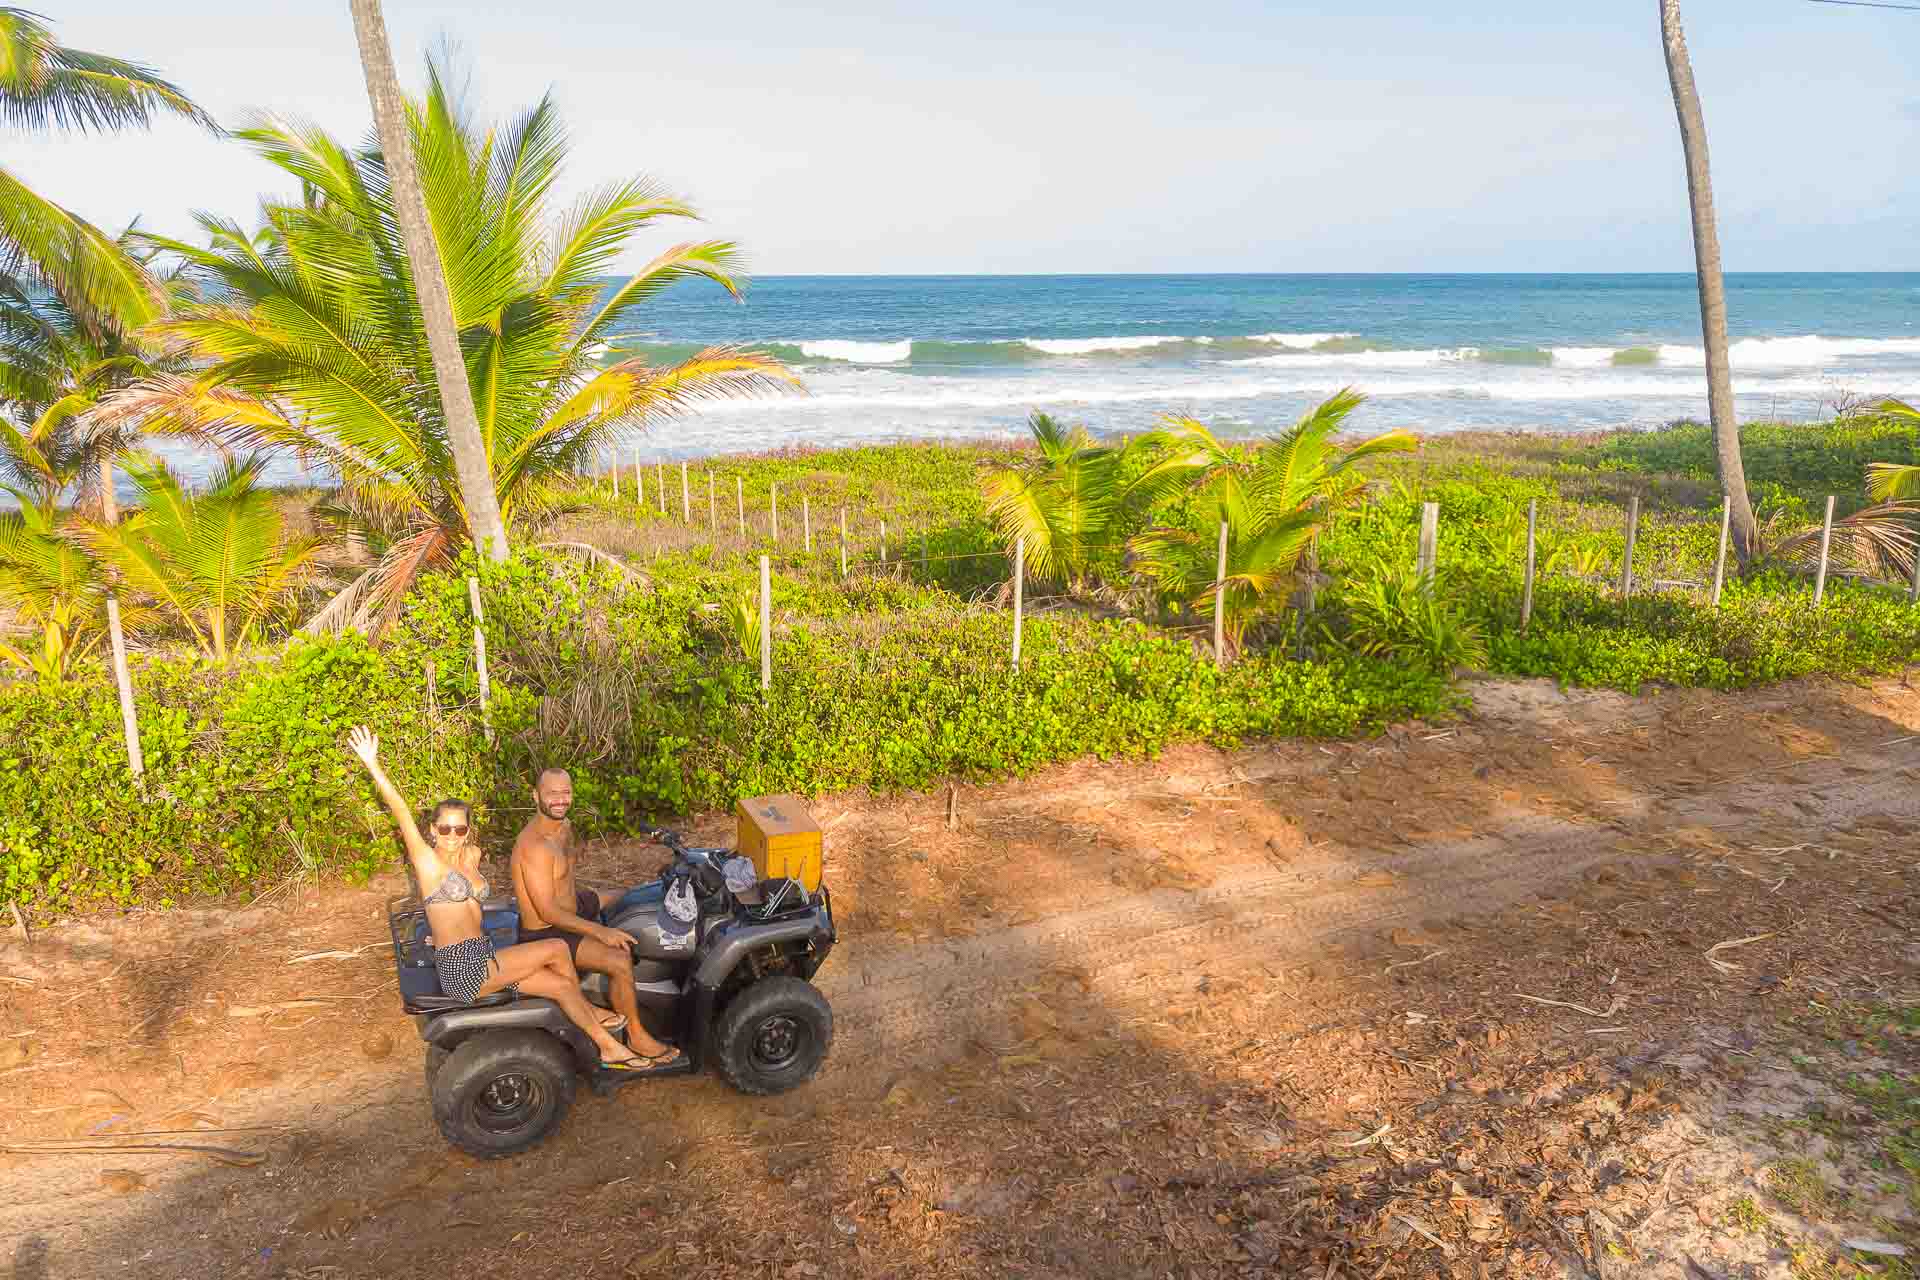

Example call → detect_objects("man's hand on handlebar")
591 923 640 949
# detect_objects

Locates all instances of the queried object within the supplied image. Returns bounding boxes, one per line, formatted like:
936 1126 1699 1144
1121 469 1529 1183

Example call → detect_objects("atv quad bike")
388 825 835 1157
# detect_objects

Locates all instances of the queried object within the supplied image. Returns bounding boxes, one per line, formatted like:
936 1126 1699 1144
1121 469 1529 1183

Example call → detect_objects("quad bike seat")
405 990 515 1013
388 895 525 1015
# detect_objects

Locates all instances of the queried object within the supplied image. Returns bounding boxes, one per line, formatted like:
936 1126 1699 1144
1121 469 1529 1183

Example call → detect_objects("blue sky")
15 0 1920 274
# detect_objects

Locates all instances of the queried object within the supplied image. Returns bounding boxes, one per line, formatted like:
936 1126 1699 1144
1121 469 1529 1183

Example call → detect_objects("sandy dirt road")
2 675 1916 1279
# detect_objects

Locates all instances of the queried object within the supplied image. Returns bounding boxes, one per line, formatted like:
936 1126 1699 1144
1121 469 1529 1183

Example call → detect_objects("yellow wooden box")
735 794 824 891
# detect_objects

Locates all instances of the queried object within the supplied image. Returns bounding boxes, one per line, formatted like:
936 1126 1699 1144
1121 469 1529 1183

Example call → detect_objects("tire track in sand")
814 751 1917 1078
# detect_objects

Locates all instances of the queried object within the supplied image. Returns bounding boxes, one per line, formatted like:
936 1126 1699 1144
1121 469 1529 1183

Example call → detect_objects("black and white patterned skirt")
433 935 513 1003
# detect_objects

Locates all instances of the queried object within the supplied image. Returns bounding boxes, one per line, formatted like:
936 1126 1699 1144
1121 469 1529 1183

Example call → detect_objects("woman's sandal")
597 1011 628 1034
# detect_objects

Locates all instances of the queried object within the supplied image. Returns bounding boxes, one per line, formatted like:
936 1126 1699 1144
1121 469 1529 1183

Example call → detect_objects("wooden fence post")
1011 535 1025 670
1711 496 1731 608
467 576 494 744
736 476 745 537
610 449 620 502
758 555 771 692
839 508 848 577
1813 494 1836 605
656 464 666 515
634 455 643 508
1213 519 1229 668
1618 496 1639 598
681 461 690 522
880 518 888 564
106 595 144 781
803 496 812 552
1520 498 1537 631
1417 502 1438 580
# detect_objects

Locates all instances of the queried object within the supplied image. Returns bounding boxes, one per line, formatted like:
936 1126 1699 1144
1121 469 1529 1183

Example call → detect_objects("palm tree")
1659 0 1758 565
1 235 196 516
0 491 117 681
109 62 796 633
346 0 508 565
1863 398 1920 505
0 7 215 332
82 454 321 662
1128 389 1415 654
980 412 1121 589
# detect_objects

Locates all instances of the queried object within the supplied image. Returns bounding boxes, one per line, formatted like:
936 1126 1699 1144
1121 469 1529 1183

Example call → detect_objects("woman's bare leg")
478 940 637 1063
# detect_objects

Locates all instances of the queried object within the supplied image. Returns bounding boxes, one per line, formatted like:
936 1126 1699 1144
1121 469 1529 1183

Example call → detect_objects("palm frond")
0 7 216 133
1866 461 1920 503
1767 501 1920 584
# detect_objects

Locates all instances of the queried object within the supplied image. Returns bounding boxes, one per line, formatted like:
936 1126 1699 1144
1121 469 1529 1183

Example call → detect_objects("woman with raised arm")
346 726 646 1070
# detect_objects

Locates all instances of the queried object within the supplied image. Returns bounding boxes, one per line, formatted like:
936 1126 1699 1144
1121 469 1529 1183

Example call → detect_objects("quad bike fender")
417 997 599 1073
691 908 834 988
679 908 834 1071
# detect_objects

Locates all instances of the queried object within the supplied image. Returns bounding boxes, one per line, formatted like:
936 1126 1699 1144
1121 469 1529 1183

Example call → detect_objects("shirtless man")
511 767 684 1066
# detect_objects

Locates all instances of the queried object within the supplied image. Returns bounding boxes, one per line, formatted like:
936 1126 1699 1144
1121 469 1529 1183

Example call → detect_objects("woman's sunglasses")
434 822 470 837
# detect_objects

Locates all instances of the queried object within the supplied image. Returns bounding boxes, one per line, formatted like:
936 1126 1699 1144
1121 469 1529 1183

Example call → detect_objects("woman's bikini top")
422 865 489 907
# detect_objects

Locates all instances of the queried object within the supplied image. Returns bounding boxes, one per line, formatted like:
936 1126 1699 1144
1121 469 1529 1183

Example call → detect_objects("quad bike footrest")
588 1052 698 1095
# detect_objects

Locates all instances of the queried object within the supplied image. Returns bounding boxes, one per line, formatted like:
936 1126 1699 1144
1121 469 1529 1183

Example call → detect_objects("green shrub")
1331 561 1490 674
1587 419 1920 510
0 547 1459 917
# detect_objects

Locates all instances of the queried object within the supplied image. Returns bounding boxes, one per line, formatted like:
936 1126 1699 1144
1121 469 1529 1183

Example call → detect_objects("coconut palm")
1127 389 1416 654
347 0 508 565
0 7 214 331
1 237 196 515
980 412 1122 589
1659 0 1758 564
83 454 322 662
0 490 116 681
111 62 796 633
1864 399 1920 505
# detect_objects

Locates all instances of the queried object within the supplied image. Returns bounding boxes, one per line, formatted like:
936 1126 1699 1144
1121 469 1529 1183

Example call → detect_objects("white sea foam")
796 339 913 363
1230 347 1477 368
1020 335 1187 355
692 367 1920 415
1655 335 1920 368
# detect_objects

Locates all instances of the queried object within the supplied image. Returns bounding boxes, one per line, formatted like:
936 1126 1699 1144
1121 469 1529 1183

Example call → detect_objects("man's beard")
539 799 571 820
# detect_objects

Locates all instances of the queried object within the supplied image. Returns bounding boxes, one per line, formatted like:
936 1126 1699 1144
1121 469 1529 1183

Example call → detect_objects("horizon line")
725 269 1920 280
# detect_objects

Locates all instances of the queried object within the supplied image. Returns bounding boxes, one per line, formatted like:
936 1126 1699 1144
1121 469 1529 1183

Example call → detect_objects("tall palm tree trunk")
1659 0 1757 564
345 0 510 563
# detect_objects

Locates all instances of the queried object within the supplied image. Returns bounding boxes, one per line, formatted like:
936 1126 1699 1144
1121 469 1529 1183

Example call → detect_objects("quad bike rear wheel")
431 1030 576 1158
713 976 832 1095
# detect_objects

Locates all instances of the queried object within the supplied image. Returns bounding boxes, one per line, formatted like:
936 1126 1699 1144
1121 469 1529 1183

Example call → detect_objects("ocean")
618 272 1920 457
145 272 1920 483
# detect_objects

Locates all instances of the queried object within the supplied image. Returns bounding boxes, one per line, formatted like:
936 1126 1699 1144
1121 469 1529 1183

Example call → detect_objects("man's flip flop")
634 1047 686 1069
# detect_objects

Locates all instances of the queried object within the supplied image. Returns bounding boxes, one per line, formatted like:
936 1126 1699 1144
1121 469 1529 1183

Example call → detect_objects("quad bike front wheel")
431 1030 577 1158
713 976 833 1096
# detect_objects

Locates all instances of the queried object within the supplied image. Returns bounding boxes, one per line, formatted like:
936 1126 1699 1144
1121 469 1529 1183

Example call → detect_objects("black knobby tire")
430 1031 577 1158
713 976 832 1096
424 1044 451 1091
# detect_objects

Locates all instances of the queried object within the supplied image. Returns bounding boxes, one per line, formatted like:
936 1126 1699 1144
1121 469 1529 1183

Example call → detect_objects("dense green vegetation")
6 420 1919 917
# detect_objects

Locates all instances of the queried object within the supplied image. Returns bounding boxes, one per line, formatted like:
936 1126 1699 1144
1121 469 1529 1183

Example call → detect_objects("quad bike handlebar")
637 824 730 893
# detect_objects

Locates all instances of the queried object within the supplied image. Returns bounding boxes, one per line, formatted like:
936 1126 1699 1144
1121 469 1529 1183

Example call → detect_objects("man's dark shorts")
518 888 602 957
